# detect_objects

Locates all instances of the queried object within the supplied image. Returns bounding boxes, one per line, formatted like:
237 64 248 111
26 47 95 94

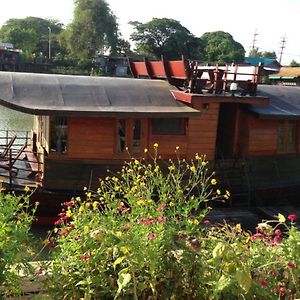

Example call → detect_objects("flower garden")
0 146 299 299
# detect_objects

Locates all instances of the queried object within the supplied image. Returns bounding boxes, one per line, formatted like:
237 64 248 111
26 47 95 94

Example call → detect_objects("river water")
0 106 33 132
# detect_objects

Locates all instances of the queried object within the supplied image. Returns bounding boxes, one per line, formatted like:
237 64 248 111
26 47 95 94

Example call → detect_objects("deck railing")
0 130 43 188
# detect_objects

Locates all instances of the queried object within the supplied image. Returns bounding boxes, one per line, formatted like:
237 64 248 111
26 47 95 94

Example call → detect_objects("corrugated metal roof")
245 85 300 118
269 67 300 78
0 72 199 117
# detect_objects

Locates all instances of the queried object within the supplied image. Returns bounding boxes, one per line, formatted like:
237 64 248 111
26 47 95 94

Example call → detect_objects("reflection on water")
0 106 33 134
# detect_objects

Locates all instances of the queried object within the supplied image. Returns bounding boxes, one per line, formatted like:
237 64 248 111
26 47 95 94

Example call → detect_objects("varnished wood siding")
68 117 115 159
236 112 277 157
187 103 220 160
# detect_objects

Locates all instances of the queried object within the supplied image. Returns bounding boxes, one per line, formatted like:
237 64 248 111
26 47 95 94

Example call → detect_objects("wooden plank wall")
238 113 277 157
187 103 220 160
68 117 115 159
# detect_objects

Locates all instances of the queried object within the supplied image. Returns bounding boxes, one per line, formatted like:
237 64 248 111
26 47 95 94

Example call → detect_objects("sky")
0 0 299 65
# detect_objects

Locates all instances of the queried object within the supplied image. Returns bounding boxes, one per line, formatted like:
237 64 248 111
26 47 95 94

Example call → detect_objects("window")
277 120 297 153
117 119 144 154
50 117 68 154
152 118 186 135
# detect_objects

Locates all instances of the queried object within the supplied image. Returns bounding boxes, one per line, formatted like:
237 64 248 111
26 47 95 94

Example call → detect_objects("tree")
0 17 64 60
248 48 277 59
200 31 245 64
64 0 119 63
129 18 201 60
290 60 300 67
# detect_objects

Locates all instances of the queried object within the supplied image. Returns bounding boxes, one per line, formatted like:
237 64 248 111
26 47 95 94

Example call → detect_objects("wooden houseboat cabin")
0 57 300 214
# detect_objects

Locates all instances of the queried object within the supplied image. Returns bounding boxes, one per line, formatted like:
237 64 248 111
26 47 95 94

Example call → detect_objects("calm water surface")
0 106 33 135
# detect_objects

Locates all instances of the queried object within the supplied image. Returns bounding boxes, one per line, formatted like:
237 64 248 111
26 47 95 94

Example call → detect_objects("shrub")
0 184 38 297
46 147 300 299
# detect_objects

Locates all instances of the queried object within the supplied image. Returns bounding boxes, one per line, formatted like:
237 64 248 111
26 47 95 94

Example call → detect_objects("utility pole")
48 27 52 61
250 29 259 52
278 35 286 64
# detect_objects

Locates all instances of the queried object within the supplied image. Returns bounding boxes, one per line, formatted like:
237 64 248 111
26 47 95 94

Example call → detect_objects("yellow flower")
190 166 196 173
169 201 175 207
168 165 175 171
83 186 87 191
24 186 30 193
66 210 72 217
137 199 145 206
216 189 221 195
0 187 6 192
86 192 92 198
144 148 148 153
211 179 217 185
153 143 159 148
193 219 200 225
202 161 207 167
154 166 159 173
43 239 50 245
79 205 85 213
134 160 139 165
84 226 90 233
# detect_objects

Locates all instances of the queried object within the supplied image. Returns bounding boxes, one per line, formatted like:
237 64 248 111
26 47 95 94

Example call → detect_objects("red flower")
64 201 74 207
273 235 282 244
288 214 297 222
256 226 264 234
279 287 286 296
260 279 267 287
58 212 66 217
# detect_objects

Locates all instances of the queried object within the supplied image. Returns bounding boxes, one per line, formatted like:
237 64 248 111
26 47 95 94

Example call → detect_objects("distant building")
0 42 21 72
95 56 129 77
269 67 300 86
244 57 281 73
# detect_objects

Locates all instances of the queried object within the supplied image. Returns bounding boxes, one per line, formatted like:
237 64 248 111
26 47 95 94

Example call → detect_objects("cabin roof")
246 85 300 118
269 67 300 79
0 72 199 117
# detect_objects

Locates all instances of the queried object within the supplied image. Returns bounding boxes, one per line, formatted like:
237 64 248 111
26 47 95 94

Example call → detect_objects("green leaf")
278 213 286 223
114 273 131 299
113 256 125 270
212 242 225 258
236 267 252 293
216 274 231 292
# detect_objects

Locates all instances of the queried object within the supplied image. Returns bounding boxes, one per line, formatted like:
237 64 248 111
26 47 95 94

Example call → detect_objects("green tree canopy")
129 18 201 60
248 47 277 59
289 59 300 67
64 0 119 62
0 17 63 59
200 31 245 64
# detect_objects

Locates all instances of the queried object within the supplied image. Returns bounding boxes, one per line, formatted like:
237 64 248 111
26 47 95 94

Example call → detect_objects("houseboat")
0 56 300 220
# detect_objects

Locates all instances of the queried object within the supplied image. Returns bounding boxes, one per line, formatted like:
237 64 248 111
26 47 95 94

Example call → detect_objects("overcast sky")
0 0 299 65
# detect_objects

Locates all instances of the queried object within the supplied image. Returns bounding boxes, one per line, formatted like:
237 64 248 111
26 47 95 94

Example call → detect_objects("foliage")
0 17 64 61
0 185 38 297
64 0 119 63
290 60 300 67
248 47 277 59
129 18 201 60
46 146 226 299
200 31 245 64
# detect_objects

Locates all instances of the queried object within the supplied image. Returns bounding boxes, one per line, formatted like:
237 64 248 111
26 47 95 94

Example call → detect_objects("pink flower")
256 226 264 234
157 203 166 212
80 254 90 261
288 214 297 222
54 219 62 226
157 216 166 223
147 232 157 240
204 220 210 225
274 229 281 236
273 235 282 244
288 262 296 269
260 279 267 287
35 268 43 275
64 201 74 207
58 212 66 217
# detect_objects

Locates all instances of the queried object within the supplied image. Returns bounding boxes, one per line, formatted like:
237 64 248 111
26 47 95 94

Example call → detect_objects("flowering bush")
45 146 300 299
0 184 38 297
